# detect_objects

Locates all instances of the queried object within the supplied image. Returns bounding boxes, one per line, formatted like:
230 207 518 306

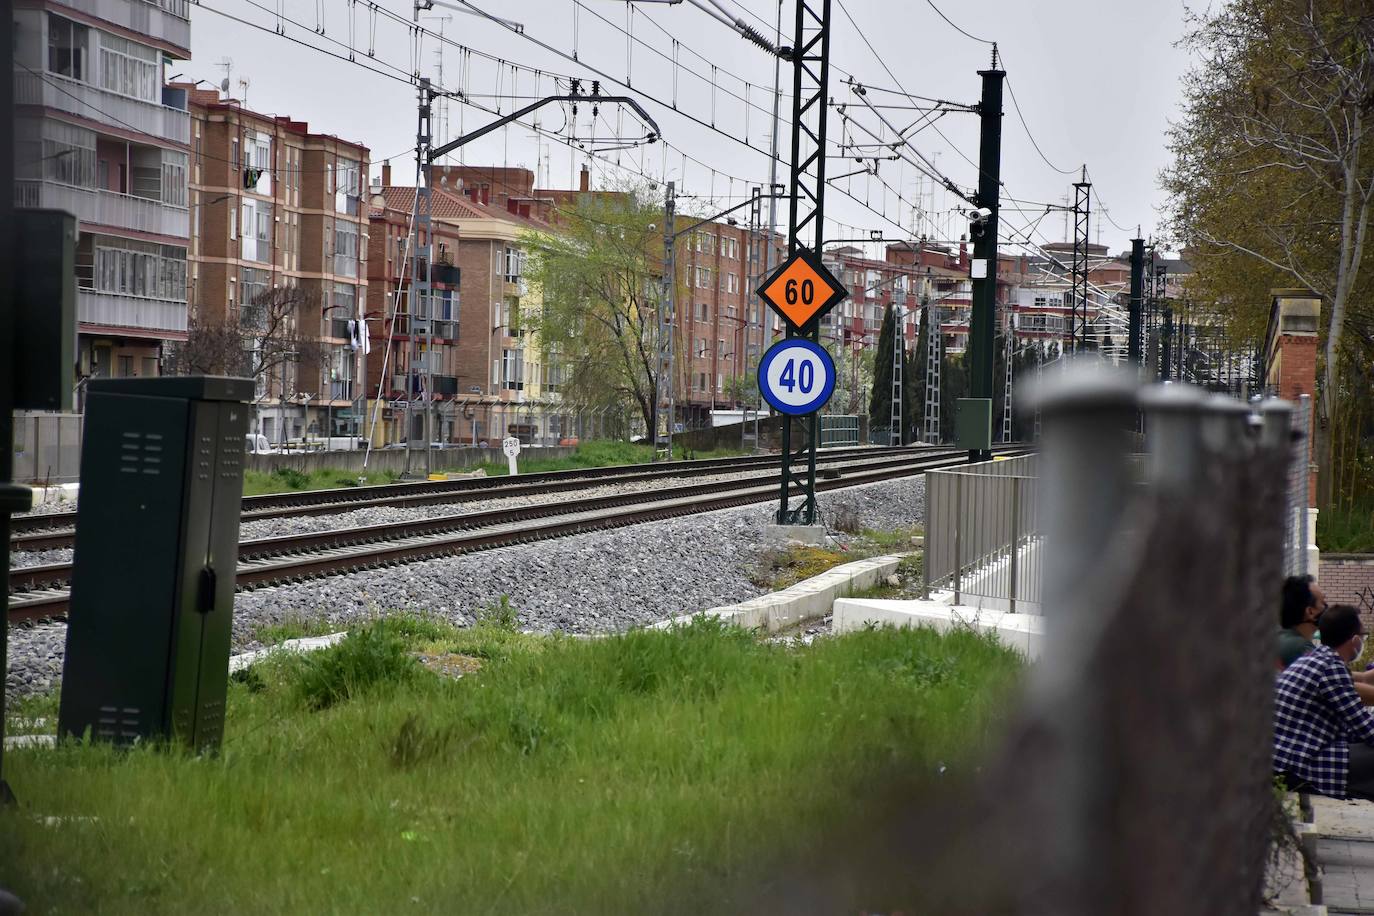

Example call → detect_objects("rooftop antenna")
237 76 250 106
216 57 233 99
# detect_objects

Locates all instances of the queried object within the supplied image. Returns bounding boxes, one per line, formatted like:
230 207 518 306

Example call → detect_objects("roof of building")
370 185 553 230
179 85 369 154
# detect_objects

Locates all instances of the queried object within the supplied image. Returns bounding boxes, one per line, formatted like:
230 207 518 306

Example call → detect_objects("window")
722 237 738 259
500 297 519 334
47 15 88 81
333 222 359 277
501 348 524 391
436 288 454 322
240 199 272 263
93 237 187 300
335 158 361 214
239 267 269 308
98 33 159 102
332 282 356 319
696 267 713 289
726 273 739 294
161 151 188 207
696 302 710 322
141 357 158 378
504 246 526 282
243 131 272 195
19 118 96 188
717 338 726 358
697 372 707 391
716 373 723 393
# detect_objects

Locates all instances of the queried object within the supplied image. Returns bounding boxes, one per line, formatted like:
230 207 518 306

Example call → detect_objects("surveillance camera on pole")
967 206 992 241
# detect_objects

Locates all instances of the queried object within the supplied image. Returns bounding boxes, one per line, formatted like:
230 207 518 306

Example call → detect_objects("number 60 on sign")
757 338 836 416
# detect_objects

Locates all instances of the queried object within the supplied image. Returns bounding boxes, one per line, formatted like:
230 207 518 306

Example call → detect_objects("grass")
251 615 344 646
748 528 922 591
1318 496 1374 553
242 440 753 493
0 615 1018 914
477 439 751 477
242 466 401 496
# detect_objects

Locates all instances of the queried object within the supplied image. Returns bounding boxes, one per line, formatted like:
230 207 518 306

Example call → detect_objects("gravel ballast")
5 476 925 703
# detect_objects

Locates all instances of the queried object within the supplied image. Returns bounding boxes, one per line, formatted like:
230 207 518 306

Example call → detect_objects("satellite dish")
220 78 230 94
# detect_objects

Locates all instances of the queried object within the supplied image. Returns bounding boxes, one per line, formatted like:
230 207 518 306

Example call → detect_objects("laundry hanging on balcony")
346 319 371 354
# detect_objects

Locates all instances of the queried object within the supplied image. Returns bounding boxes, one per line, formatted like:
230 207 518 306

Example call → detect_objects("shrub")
291 621 419 710
270 466 310 490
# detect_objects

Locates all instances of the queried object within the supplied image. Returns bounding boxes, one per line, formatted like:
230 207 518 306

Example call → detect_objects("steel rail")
9 444 923 539
8 447 936 551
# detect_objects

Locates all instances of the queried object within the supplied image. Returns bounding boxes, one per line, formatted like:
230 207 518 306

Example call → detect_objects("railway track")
9 444 920 549
8 445 1027 623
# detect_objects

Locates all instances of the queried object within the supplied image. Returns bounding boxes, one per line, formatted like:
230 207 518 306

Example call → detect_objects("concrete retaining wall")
246 446 577 476
654 554 903 633
832 598 1045 659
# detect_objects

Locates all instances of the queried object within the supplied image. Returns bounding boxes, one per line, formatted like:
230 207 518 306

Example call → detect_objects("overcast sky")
187 0 1194 257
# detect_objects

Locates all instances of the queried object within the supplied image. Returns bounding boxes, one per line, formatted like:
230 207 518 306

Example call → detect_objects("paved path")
1310 797 1374 915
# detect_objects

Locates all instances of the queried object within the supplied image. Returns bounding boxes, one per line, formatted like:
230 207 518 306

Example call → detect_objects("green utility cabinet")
58 377 252 750
955 397 993 452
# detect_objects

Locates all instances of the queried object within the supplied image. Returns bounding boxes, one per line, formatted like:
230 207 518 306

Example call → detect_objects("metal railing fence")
819 414 859 447
12 412 84 485
923 453 1041 611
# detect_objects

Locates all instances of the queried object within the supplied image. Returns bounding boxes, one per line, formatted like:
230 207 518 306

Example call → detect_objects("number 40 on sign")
757 338 836 416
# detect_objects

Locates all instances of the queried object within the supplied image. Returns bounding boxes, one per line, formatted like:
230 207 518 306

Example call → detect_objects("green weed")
0 617 1021 914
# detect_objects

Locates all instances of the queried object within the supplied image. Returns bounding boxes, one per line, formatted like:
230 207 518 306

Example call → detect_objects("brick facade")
1321 556 1374 616
181 86 370 441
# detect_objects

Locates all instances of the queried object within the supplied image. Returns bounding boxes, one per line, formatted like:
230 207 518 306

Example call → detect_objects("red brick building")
182 85 370 441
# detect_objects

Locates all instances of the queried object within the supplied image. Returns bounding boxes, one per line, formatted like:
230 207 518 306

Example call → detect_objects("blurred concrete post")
1026 361 1140 908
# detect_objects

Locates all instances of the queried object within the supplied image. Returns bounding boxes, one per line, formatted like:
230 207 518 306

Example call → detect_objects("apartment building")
14 0 193 399
183 86 370 441
672 218 781 428
362 165 557 446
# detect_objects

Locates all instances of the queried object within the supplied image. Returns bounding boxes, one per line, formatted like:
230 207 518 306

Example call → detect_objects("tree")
1164 0 1374 507
522 182 664 438
869 303 899 440
167 285 325 407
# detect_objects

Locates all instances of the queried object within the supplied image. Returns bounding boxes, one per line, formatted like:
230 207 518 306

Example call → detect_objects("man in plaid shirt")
1274 605 1374 799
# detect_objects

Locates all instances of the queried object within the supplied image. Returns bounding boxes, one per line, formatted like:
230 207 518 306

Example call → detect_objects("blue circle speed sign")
758 338 836 416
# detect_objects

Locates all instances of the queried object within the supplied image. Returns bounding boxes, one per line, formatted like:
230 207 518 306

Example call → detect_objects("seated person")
1277 576 1374 703
1275 605 1374 800
1278 575 1326 667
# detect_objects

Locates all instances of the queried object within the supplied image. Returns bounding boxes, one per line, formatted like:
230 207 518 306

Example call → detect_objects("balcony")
47 0 191 55
78 288 187 335
16 180 188 239
15 71 190 146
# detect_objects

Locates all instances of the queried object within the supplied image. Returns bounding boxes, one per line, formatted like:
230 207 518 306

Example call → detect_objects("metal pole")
776 0 834 526
1070 168 1091 354
969 53 1005 463
0 14 16 803
655 181 676 461
891 286 904 445
1128 237 1144 365
1009 477 1019 613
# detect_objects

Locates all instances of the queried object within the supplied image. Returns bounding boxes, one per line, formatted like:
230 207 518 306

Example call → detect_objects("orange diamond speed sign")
758 248 848 331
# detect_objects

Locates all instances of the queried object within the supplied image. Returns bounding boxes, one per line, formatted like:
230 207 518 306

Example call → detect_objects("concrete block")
832 598 1045 659
655 554 904 633
763 524 828 547
227 631 348 673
